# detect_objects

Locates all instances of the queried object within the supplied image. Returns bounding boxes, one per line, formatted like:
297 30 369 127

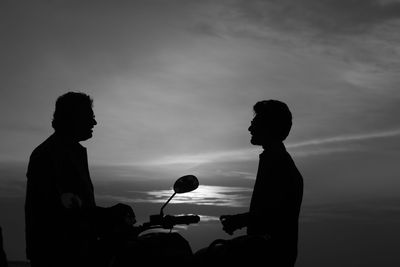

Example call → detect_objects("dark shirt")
25 133 96 262
0 227 7 267
247 142 303 266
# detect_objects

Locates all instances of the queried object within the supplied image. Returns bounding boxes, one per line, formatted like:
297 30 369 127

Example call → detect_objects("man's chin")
250 137 262 146
79 133 93 142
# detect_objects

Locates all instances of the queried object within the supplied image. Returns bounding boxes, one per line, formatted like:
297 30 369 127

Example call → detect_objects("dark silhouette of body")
25 92 134 267
220 100 303 266
0 227 8 267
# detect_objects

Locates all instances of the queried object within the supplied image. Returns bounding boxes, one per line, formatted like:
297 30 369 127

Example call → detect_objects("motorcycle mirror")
160 175 199 216
173 175 199 194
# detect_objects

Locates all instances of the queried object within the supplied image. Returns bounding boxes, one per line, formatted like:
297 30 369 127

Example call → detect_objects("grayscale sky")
1 1 400 265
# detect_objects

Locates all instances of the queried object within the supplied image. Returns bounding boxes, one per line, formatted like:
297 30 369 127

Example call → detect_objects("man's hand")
110 203 136 226
61 193 82 209
220 214 245 235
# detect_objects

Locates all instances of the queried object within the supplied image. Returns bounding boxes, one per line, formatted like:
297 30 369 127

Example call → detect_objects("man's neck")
262 141 285 151
54 131 80 145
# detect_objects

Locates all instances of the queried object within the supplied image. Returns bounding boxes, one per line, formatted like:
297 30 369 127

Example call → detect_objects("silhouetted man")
0 227 7 267
220 100 303 266
25 92 134 267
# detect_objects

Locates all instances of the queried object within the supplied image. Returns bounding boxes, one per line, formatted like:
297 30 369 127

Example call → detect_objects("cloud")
142 149 259 167
138 128 400 168
288 128 400 148
194 0 400 70
234 0 400 36
97 185 252 208
196 0 400 40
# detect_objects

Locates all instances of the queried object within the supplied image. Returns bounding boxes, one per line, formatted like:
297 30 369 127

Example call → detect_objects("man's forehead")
252 113 274 122
75 105 94 115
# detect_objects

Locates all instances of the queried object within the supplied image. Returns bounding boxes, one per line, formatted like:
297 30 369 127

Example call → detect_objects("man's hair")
52 92 93 131
253 100 292 141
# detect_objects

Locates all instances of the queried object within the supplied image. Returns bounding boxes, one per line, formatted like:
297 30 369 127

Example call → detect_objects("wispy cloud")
288 128 400 148
97 185 252 208
142 149 259 167
201 0 400 45
233 0 400 36
140 128 400 167
195 0 400 71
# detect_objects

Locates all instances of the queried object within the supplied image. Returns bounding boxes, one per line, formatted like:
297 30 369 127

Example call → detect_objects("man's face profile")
249 115 267 146
73 106 97 141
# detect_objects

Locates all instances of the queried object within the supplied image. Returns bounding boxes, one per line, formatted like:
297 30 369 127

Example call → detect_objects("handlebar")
164 215 200 226
139 214 200 233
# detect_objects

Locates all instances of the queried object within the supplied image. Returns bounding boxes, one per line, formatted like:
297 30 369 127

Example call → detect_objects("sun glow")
97 185 253 208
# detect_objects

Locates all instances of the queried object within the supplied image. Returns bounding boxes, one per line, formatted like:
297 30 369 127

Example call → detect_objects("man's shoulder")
262 149 302 174
27 135 58 177
29 134 57 160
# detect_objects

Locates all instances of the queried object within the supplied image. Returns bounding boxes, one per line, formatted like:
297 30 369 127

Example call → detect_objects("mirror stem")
160 192 176 216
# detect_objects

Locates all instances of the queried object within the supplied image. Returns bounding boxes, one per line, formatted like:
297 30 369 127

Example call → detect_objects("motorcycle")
106 175 201 267
92 174 270 266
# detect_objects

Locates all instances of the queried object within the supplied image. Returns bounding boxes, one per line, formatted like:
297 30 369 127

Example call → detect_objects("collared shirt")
247 142 303 264
25 133 96 260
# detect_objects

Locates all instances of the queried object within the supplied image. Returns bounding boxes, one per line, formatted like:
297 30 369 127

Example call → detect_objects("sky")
1 0 400 265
